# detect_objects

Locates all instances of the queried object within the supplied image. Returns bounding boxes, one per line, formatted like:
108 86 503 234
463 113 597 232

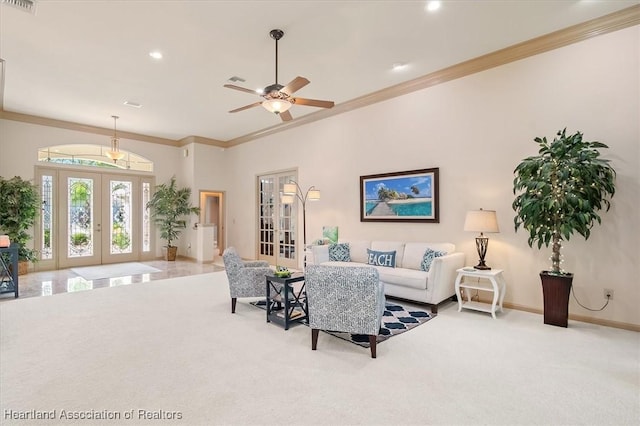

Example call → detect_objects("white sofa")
310 241 465 313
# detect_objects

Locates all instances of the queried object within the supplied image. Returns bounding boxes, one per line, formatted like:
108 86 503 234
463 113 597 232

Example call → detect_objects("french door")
257 171 297 269
36 167 154 270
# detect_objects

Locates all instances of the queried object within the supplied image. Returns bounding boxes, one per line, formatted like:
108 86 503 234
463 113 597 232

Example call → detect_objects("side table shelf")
265 273 307 330
0 243 20 298
454 268 506 319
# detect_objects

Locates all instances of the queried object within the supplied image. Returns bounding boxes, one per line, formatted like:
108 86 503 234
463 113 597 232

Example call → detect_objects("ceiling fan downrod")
270 29 284 86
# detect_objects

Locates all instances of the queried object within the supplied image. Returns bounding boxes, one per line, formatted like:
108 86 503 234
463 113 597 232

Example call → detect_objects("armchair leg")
369 335 377 358
311 329 320 350
231 298 237 313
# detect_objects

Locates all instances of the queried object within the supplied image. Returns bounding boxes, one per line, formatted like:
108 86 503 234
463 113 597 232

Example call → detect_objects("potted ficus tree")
146 176 200 261
512 129 616 327
0 176 39 274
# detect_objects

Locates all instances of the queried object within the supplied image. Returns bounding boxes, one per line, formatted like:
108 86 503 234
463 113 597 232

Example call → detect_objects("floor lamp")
464 208 499 270
281 181 320 267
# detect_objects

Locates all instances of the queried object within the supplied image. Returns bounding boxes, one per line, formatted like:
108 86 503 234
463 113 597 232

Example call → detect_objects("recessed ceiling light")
149 51 163 60
123 101 142 108
426 1 441 12
392 62 408 71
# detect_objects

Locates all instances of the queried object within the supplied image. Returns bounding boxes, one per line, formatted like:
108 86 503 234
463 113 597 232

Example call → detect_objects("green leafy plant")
70 232 90 246
146 176 200 248
0 176 40 262
513 129 616 274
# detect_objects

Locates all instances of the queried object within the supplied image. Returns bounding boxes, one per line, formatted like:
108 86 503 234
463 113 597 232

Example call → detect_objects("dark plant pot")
165 246 178 261
540 271 573 327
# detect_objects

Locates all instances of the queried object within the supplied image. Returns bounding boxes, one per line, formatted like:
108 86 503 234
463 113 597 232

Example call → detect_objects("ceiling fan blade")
292 98 335 109
224 84 258 95
279 110 293 122
280 76 310 95
229 102 263 113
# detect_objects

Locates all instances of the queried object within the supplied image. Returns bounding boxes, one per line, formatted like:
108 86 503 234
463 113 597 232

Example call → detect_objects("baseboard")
500 300 640 332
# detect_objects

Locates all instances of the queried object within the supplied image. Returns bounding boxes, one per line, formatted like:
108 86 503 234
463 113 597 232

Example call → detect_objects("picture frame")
360 168 439 223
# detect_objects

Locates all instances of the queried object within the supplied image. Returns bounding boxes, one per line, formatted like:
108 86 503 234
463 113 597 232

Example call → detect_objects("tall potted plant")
512 129 616 327
146 176 200 261
0 176 39 274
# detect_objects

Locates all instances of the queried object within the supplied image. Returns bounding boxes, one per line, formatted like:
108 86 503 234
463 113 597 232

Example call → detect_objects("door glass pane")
41 175 53 260
279 175 296 261
142 182 151 252
259 178 274 256
110 180 132 254
67 177 93 257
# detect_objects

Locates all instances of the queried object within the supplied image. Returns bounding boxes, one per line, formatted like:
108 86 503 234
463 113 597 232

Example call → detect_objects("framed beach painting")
360 168 439 223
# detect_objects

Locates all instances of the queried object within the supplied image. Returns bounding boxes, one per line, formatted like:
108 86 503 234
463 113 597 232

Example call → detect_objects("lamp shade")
307 189 320 200
283 183 297 195
280 194 295 204
262 98 292 114
464 209 499 233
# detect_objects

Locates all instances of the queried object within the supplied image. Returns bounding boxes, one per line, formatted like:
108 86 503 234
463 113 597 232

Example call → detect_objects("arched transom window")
38 144 153 172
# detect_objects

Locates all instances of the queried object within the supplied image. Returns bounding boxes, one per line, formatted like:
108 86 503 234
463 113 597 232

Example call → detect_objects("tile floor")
0 258 225 302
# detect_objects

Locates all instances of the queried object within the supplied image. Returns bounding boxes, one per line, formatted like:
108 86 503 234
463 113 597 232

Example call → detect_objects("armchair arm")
241 266 272 282
229 266 272 298
427 252 465 304
244 260 269 268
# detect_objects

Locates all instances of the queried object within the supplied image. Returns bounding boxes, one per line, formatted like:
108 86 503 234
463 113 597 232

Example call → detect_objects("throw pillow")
328 243 350 262
420 248 447 272
367 249 396 268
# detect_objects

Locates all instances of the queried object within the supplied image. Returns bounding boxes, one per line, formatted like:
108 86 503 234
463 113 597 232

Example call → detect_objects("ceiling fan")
224 29 335 122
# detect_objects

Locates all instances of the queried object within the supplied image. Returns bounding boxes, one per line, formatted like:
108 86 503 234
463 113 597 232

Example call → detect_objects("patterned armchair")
305 265 385 358
222 247 271 313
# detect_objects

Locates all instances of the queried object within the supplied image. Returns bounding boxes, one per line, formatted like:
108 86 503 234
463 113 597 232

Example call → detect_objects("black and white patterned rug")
328 303 436 348
250 300 436 348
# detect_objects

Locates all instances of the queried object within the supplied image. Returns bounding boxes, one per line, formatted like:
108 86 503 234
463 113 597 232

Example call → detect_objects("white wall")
0 26 637 326
222 26 639 326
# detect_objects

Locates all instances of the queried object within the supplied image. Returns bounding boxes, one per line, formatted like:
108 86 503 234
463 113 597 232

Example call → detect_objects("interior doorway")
256 171 297 269
199 190 225 255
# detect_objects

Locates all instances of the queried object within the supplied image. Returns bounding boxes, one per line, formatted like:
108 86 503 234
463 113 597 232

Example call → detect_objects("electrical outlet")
603 288 614 300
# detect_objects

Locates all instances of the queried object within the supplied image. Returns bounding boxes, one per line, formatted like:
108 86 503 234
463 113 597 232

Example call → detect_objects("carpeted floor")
1 271 638 425
251 299 436 347
70 262 162 280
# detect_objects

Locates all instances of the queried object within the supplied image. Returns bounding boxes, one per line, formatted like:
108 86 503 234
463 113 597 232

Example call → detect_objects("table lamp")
464 208 499 270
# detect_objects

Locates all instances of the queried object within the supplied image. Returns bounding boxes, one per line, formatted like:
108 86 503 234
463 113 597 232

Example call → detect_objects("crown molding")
177 135 226 148
0 110 180 146
227 4 640 146
1 5 638 148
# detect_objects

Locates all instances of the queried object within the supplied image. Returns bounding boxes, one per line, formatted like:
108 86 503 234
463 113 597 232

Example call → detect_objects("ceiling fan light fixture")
262 98 292 114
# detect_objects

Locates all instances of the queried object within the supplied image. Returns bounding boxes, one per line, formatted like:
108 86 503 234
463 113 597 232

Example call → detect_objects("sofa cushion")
376 266 429 290
420 248 447 271
371 241 405 267
320 261 428 291
328 243 350 262
402 242 455 269
366 249 396 268
347 240 371 263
